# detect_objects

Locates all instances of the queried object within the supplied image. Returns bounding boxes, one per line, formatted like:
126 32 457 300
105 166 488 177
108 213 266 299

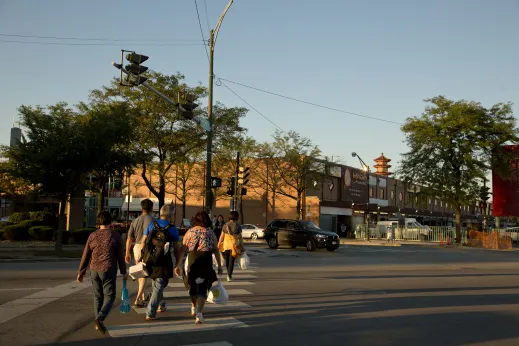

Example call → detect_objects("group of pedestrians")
77 198 244 334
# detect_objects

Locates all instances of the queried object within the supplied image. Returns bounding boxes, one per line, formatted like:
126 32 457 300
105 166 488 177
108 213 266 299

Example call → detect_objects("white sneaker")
227 275 232 282
195 312 204 324
191 306 197 317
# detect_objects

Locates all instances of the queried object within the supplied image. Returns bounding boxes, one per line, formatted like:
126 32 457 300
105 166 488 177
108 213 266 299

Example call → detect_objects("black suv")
264 219 340 252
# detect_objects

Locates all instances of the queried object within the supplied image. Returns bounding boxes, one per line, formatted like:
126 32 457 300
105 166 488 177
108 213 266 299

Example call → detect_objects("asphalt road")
2 244 519 346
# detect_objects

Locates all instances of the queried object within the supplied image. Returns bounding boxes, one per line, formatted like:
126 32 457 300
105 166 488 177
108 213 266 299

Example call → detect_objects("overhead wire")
0 33 203 42
217 77 403 125
194 0 210 61
203 0 211 32
0 39 204 47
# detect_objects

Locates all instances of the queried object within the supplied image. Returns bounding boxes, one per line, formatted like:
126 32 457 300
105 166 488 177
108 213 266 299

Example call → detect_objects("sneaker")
195 312 204 324
145 315 158 321
158 303 167 313
227 275 232 282
191 306 197 317
94 319 106 334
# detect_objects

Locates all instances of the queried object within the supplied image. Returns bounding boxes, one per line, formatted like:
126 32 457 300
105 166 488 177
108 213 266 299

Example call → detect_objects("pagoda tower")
373 153 392 176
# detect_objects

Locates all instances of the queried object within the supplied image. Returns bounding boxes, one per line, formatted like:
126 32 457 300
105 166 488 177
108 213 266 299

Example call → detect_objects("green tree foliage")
398 96 519 243
77 101 138 213
258 130 324 220
88 72 246 208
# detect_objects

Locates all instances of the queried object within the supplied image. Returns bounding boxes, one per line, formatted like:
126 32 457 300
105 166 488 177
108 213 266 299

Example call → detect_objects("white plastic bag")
212 253 218 271
207 281 229 304
129 262 148 280
239 252 250 270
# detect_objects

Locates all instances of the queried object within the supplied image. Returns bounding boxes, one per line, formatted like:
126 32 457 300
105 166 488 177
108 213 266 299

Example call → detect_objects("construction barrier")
467 230 512 250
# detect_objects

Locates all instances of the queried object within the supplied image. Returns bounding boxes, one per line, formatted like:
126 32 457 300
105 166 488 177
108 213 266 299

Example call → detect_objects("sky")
0 0 518 172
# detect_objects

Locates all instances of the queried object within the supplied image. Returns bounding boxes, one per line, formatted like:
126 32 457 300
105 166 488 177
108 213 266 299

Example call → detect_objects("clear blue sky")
1 0 518 171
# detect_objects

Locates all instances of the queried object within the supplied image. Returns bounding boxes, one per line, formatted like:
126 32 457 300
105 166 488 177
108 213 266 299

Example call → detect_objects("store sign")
342 167 368 203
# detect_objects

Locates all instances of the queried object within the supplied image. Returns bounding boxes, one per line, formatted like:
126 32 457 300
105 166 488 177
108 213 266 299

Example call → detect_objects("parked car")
264 219 340 252
241 224 265 240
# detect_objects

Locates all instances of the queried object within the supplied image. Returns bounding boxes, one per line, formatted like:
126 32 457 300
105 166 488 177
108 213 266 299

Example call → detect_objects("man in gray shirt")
125 198 153 306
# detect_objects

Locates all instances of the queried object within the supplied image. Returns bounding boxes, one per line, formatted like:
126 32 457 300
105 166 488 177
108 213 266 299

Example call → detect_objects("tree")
1 103 90 251
88 72 246 209
398 96 519 243
258 130 325 220
78 101 138 213
166 150 205 218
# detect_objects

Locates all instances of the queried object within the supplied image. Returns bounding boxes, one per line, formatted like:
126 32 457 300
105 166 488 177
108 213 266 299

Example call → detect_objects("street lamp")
352 152 370 240
205 0 234 214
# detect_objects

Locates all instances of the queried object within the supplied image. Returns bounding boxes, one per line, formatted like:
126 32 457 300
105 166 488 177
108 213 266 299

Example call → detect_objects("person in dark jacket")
213 214 225 241
77 211 128 334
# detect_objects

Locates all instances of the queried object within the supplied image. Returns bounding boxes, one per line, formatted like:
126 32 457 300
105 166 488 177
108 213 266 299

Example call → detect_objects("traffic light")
238 167 250 185
226 177 235 196
479 185 491 202
177 93 199 120
240 187 247 196
124 53 149 85
211 177 222 188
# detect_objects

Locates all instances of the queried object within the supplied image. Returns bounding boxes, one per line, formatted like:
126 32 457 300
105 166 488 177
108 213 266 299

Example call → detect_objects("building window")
379 188 385 199
399 192 403 202
369 187 374 198
391 190 395 199
428 198 432 205
440 201 443 207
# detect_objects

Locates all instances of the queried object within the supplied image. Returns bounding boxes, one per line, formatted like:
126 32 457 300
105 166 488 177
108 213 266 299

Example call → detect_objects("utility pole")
205 0 233 214
233 152 240 211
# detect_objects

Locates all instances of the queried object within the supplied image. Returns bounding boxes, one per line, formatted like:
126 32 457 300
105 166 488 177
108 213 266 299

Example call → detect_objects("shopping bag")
212 254 219 271
207 281 229 304
119 280 131 314
129 262 148 280
239 252 250 270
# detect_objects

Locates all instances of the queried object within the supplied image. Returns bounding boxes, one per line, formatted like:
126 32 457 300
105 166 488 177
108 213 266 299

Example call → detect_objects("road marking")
132 300 251 314
168 281 255 288
0 280 90 324
107 317 248 337
181 342 233 346
0 288 48 292
164 289 253 298
218 274 257 279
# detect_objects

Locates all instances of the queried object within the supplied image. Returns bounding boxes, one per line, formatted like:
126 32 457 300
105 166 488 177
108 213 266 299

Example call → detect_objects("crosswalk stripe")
181 342 233 346
164 288 253 298
219 274 257 279
107 317 248 337
131 301 251 314
181 343 233 346
168 281 255 288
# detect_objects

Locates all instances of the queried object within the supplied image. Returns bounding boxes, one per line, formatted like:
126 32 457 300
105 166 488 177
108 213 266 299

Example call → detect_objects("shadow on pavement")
32 288 519 346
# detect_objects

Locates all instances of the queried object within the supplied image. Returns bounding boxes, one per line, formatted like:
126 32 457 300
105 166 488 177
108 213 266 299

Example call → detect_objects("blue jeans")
146 278 167 318
90 270 116 322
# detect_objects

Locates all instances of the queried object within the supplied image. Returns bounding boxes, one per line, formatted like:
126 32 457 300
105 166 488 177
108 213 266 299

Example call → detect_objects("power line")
0 33 203 42
217 77 403 125
0 39 204 47
219 79 285 132
194 0 209 61
203 0 211 32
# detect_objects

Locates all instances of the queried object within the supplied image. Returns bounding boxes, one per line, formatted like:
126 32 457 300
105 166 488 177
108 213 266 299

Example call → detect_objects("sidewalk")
0 241 84 262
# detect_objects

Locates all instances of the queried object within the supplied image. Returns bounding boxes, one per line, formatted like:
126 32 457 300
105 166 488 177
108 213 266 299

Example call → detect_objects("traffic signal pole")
205 0 233 215
205 29 215 214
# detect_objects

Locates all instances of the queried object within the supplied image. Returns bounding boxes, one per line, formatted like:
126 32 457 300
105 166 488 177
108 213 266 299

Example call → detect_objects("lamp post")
205 0 234 214
352 152 370 241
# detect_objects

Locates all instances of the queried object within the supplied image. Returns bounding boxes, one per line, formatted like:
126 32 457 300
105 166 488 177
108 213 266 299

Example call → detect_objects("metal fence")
355 225 468 243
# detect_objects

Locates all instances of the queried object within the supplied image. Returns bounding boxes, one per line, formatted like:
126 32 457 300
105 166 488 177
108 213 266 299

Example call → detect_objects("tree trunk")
158 175 166 209
54 195 68 253
296 192 302 220
97 183 106 214
455 203 462 243
182 181 187 218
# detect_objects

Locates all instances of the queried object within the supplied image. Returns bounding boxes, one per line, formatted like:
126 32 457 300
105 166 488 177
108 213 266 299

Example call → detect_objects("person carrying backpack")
139 204 182 321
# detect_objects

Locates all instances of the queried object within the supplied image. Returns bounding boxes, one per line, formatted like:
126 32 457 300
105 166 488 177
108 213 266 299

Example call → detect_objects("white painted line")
0 280 90 324
219 274 257 279
132 301 251 314
107 317 248 337
181 342 233 346
168 281 255 288
164 289 253 299
0 288 48 292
